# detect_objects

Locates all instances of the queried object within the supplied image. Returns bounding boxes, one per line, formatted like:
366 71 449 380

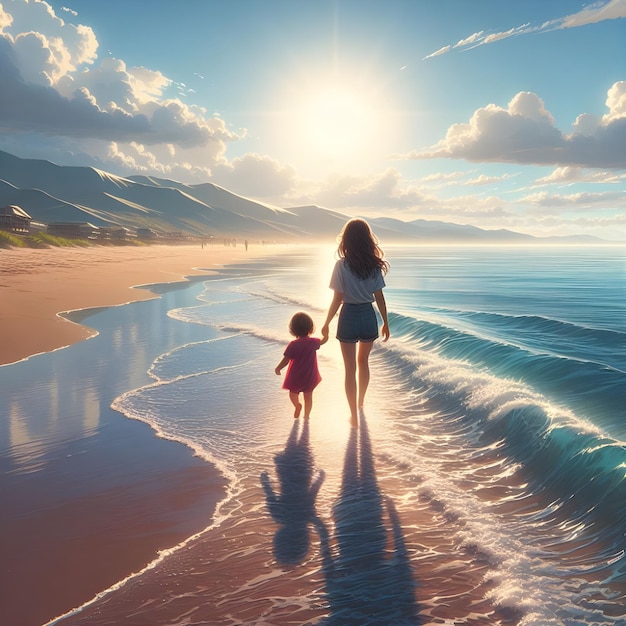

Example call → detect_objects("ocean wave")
374 324 626 586
389 311 626 436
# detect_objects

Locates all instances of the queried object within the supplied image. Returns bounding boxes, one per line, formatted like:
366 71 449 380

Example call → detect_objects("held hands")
320 324 329 345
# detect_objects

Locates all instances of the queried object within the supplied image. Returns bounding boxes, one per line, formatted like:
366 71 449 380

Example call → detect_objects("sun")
280 75 391 172
300 86 377 157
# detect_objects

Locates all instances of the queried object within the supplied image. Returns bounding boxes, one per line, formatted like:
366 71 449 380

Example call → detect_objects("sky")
0 0 625 240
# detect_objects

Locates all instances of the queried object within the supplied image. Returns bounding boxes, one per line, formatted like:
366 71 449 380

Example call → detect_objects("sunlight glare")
302 87 376 157
281 74 392 171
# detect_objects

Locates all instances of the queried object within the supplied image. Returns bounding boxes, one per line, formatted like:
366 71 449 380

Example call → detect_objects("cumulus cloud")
210 153 297 198
307 168 434 211
4 0 98 77
0 6 12 32
0 0 241 153
103 142 213 181
402 85 626 168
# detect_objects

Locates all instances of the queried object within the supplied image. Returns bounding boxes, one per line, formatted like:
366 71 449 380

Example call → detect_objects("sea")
2 243 625 626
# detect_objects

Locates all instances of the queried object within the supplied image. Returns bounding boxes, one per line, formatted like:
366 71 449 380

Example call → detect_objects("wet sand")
51 415 521 626
0 242 273 625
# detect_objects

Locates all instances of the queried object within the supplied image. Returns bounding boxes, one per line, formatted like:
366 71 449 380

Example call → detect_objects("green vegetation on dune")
0 231 149 249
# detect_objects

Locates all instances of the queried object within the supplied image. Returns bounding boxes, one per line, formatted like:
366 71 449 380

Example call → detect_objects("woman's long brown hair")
337 218 389 279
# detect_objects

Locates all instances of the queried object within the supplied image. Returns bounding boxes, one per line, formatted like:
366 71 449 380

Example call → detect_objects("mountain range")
0 150 602 243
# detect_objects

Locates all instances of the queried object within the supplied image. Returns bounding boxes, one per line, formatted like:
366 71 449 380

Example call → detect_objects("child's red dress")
282 336 322 393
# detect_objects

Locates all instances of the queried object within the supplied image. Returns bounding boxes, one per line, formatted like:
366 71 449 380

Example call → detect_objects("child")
275 312 326 418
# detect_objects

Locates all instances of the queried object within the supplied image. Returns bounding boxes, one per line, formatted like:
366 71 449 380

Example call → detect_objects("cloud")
306 169 434 211
454 31 484 48
0 1 241 152
466 173 513 186
401 85 626 168
483 23 532 45
423 0 626 59
520 190 625 210
417 170 513 189
419 171 466 184
561 0 626 27
4 0 98 76
210 153 297 198
0 5 13 32
422 45 450 61
533 166 626 185
62 57 172 110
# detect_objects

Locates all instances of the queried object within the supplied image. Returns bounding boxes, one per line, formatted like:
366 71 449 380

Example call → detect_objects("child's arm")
275 355 290 375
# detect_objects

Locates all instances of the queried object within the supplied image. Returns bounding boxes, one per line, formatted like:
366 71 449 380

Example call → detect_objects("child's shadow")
261 419 325 564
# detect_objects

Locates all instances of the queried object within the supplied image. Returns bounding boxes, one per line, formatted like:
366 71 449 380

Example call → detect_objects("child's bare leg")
289 391 302 418
303 391 313 418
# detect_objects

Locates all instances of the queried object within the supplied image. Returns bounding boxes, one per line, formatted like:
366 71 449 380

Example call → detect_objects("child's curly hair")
289 312 315 338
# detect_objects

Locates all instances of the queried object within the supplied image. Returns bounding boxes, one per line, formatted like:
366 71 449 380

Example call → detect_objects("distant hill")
0 150 603 243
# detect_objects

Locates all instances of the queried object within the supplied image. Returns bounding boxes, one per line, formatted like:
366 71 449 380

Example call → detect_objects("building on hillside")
136 227 158 239
0 205 32 233
98 226 134 240
47 222 99 239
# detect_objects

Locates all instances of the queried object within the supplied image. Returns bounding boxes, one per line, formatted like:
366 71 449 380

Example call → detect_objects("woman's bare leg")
303 391 313 418
289 391 302 418
340 342 358 424
357 340 374 409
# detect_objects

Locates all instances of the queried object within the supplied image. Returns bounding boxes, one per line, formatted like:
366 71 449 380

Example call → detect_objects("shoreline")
0 242 272 366
0 242 280 625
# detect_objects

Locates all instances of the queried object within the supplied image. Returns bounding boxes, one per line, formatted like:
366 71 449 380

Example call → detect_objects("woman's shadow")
314 411 421 625
260 419 325 564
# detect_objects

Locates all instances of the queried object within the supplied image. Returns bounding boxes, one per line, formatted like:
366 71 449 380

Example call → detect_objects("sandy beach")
0 242 268 367
0 241 275 625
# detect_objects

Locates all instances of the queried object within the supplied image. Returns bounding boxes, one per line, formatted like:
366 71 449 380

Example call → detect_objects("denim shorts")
337 302 378 343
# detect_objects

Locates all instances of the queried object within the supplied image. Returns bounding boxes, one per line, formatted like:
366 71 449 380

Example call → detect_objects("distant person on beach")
321 218 389 425
276 312 327 418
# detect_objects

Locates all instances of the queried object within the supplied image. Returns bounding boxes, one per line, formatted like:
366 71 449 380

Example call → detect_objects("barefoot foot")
294 403 302 418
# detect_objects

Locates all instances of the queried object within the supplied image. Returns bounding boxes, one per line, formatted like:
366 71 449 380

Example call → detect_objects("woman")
321 218 389 424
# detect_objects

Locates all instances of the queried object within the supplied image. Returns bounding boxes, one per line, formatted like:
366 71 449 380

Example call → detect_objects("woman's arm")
321 290 343 343
374 289 389 341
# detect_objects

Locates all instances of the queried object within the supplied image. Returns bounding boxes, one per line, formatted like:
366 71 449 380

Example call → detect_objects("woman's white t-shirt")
329 259 385 304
